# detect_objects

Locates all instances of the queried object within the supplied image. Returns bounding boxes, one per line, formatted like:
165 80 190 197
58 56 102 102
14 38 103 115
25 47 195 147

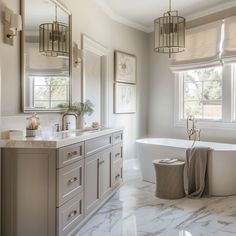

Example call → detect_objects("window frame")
31 75 69 110
174 64 236 129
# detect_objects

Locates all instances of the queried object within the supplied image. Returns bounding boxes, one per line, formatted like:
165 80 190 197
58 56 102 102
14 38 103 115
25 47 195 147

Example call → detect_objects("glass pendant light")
39 4 69 57
154 0 186 57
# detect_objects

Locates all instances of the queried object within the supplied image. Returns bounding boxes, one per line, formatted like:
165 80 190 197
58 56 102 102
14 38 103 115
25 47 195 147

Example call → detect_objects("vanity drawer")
85 135 112 157
113 131 123 145
57 142 84 168
57 160 83 207
111 159 123 187
57 193 83 236
112 144 123 162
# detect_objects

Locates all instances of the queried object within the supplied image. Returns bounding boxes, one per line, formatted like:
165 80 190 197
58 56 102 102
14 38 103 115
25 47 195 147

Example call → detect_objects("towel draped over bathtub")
186 147 212 198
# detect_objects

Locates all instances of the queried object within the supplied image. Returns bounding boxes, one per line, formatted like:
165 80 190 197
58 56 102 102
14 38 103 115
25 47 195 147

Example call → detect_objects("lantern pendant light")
154 0 186 57
39 4 69 57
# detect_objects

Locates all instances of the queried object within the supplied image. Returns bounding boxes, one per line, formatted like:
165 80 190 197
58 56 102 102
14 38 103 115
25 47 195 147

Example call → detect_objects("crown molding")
95 0 151 33
185 0 236 22
95 0 236 33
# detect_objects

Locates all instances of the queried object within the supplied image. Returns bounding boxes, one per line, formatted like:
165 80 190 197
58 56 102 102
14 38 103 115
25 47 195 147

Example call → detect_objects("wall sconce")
7 14 22 38
4 7 22 45
73 42 83 68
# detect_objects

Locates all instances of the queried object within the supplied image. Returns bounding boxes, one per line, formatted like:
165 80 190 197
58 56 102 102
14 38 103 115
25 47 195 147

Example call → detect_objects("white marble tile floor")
77 159 236 236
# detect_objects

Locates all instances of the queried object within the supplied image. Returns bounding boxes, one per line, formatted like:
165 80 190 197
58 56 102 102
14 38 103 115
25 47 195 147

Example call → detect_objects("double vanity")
1 128 123 236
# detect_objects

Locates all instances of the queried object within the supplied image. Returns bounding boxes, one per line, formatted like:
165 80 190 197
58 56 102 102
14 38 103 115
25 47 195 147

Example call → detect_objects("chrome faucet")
62 113 78 131
187 115 201 141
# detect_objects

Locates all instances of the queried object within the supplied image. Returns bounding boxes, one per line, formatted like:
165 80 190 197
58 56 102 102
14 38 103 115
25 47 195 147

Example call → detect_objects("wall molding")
95 0 150 33
81 34 110 127
95 0 236 33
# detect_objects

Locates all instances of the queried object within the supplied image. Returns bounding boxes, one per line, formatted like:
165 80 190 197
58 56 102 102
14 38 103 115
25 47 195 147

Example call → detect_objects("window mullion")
222 64 232 122
201 81 204 119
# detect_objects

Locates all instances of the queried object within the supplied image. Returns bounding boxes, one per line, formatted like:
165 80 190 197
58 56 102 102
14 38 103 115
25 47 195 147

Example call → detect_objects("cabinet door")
85 154 99 215
99 148 112 199
2 148 56 236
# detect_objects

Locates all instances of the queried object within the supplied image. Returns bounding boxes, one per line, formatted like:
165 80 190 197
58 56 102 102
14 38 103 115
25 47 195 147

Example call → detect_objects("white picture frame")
114 83 136 114
114 50 137 84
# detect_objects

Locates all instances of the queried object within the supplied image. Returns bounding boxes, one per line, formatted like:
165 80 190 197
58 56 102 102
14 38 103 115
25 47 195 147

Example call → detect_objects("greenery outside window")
175 64 236 127
31 76 69 109
183 67 223 120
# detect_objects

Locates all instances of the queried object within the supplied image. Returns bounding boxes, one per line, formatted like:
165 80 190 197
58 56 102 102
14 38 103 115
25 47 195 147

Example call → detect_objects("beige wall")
186 7 236 29
147 33 236 144
1 0 21 115
0 0 149 159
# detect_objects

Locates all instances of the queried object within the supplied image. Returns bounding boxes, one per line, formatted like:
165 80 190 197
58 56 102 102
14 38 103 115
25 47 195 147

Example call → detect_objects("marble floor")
77 160 236 236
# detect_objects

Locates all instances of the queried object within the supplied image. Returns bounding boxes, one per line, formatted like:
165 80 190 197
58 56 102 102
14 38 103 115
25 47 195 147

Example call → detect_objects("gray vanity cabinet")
1 130 123 236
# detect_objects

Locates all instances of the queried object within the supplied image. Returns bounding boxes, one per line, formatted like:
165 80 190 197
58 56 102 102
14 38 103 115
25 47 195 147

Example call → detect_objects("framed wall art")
114 82 136 114
114 50 137 84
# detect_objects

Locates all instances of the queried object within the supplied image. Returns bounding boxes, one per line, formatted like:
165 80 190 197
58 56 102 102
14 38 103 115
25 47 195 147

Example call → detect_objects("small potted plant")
58 100 94 129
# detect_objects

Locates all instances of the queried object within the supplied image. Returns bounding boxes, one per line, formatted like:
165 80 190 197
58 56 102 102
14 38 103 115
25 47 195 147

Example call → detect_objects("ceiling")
25 0 69 31
95 0 236 32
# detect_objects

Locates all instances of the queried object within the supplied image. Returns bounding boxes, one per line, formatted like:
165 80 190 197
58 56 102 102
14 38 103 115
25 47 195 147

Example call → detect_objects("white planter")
76 115 85 129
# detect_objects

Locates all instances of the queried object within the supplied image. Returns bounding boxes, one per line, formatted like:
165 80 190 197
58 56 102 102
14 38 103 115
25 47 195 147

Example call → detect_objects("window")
173 17 236 127
176 64 236 126
183 67 223 120
31 76 69 109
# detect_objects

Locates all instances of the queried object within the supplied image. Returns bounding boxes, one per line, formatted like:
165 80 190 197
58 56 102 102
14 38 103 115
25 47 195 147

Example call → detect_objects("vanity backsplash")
0 114 61 138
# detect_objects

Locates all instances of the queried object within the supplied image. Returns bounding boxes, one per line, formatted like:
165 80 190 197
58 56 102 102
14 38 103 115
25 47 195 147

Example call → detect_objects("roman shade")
170 21 223 71
222 16 236 63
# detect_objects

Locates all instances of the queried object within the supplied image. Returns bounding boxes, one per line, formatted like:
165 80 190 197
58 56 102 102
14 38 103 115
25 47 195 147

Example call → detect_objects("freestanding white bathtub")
136 138 236 196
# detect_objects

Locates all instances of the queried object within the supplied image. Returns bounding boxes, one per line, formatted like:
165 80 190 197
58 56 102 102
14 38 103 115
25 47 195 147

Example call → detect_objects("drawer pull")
67 151 78 159
99 160 105 165
115 174 120 179
68 177 78 184
68 210 77 218
115 153 120 158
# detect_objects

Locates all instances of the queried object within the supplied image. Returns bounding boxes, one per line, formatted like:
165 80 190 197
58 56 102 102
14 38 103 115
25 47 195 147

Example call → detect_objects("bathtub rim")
136 138 236 151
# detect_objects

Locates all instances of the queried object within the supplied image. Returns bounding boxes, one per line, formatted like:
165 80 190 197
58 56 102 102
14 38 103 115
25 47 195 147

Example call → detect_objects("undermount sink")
86 128 107 133
53 127 109 139
53 130 83 139
76 127 108 133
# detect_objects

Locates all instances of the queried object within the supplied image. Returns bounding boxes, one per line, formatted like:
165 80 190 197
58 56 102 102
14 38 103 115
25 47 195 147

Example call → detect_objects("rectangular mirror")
21 0 72 112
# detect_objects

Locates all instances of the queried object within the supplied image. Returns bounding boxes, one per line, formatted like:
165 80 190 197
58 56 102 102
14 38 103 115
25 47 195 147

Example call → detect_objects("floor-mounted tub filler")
136 138 236 196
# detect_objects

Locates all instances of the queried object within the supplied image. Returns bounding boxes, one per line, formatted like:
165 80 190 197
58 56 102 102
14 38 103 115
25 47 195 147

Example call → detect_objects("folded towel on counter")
186 147 212 198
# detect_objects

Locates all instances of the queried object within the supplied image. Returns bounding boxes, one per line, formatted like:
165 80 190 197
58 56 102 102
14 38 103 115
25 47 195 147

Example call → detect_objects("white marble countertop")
0 127 123 149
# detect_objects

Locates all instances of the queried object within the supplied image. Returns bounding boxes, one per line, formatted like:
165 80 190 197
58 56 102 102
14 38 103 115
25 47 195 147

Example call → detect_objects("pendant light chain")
55 5 57 22
169 0 171 12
